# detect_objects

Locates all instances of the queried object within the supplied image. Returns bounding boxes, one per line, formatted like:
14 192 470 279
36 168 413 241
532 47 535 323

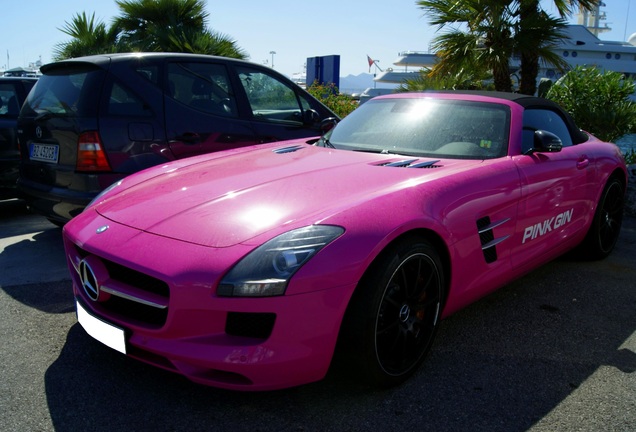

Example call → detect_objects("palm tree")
53 12 122 61
396 67 493 92
114 0 246 58
517 0 597 95
417 0 517 92
417 0 597 94
54 0 247 60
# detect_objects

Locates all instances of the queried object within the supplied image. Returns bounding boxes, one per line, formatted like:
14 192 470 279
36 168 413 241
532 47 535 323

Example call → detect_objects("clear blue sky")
2 0 635 78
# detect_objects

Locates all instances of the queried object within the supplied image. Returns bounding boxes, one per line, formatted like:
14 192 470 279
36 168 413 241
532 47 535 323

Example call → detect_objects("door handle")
576 156 589 170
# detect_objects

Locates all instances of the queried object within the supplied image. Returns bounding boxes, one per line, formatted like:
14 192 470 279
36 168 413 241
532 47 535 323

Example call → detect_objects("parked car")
0 76 38 199
63 91 627 391
17 53 337 225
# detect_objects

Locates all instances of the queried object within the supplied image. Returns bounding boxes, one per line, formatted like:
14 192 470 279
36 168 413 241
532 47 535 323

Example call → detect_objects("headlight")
217 225 344 297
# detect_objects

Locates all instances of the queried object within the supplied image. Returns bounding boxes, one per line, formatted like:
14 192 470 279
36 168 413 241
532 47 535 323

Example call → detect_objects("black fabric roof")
423 90 589 144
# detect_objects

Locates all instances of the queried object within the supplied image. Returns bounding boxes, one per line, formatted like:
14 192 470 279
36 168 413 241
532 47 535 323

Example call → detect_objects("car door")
98 63 169 175
511 108 597 268
165 61 258 159
233 66 328 142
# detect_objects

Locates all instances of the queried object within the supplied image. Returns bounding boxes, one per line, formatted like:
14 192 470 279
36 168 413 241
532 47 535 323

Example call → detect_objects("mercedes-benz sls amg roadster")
63 91 628 391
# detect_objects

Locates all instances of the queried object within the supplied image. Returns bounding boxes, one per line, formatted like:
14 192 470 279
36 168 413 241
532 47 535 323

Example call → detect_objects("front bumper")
64 213 354 391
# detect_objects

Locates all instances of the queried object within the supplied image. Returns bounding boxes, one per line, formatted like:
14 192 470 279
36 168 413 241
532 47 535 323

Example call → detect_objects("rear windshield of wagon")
22 64 105 118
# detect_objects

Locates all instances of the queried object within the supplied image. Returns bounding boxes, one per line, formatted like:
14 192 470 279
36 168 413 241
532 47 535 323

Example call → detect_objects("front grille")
72 245 170 328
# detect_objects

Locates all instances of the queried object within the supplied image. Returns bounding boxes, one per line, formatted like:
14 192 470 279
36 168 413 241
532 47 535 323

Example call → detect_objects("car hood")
95 143 479 247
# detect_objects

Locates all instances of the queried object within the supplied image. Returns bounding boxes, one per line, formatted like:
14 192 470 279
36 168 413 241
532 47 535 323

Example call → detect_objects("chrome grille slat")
100 280 168 309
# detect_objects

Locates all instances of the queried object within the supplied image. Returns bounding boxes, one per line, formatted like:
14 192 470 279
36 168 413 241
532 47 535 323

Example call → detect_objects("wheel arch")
343 227 452 320
331 227 452 384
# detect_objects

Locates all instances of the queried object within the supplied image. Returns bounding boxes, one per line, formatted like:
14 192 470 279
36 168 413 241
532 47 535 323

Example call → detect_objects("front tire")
579 177 624 260
339 237 445 388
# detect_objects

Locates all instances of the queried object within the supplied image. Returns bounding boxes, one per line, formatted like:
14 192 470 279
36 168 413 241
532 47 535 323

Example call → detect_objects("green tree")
54 0 247 60
416 0 595 94
398 67 493 92
517 0 597 95
306 82 357 118
53 12 122 61
417 0 516 92
114 0 246 58
546 66 636 143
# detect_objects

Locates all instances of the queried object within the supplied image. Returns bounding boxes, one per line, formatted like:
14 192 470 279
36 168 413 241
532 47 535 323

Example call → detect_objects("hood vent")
273 145 305 154
375 159 441 169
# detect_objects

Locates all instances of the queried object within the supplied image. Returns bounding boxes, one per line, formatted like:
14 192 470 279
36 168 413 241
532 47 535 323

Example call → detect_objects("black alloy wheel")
581 177 624 260
339 237 444 388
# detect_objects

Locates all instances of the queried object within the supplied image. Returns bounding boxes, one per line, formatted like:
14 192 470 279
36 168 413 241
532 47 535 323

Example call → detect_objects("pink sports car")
63 91 627 391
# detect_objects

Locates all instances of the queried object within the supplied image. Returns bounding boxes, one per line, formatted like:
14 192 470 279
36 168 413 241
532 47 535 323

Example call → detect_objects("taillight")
76 131 111 171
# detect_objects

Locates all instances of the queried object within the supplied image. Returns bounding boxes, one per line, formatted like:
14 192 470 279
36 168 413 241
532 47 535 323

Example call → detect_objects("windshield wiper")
351 148 400 155
317 136 335 148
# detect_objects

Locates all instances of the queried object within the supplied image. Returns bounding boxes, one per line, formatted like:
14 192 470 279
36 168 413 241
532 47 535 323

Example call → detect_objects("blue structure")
306 55 340 89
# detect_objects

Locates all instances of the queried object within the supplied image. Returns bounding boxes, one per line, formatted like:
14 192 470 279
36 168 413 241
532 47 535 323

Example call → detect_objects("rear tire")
338 237 444 388
579 177 624 260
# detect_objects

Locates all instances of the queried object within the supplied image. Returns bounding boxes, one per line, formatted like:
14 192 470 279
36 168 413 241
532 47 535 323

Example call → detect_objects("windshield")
321 98 510 159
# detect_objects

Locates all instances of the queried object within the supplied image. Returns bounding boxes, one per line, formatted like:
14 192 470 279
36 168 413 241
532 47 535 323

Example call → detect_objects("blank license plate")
76 300 127 354
29 143 59 163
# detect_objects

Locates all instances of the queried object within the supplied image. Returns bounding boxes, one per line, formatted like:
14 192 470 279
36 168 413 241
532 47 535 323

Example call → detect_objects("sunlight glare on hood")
241 206 285 231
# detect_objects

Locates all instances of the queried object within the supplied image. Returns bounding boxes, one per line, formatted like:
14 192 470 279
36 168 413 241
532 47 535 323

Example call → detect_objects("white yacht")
373 51 438 83
374 3 636 85
532 25 636 81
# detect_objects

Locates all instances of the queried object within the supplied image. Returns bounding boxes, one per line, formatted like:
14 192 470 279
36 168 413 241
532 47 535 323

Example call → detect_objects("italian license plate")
76 300 127 354
29 143 59 163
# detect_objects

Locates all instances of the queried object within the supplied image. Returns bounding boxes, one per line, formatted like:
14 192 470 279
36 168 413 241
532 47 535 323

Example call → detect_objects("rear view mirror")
533 130 563 153
320 117 339 134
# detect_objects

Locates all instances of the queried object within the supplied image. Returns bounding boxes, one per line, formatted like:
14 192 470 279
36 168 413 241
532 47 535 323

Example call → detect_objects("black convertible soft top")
424 90 589 144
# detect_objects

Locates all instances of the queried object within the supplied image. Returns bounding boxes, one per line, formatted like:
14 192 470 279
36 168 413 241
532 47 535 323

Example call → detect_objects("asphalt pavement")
1 197 635 432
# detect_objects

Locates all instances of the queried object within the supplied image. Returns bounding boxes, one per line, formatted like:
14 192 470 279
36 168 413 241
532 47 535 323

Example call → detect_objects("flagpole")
367 55 384 89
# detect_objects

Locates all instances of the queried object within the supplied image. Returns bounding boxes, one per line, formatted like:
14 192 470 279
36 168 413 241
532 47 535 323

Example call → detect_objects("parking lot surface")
1 198 635 432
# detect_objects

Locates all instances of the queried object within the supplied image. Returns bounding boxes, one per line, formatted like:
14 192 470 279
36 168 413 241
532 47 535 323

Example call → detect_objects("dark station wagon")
17 53 336 225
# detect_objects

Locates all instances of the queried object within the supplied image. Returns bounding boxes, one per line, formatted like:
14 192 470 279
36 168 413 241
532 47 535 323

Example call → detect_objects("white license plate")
76 300 127 354
29 143 59 163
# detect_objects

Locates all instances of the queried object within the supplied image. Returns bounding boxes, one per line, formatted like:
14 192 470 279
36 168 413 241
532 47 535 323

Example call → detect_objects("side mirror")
320 117 339 134
303 109 321 125
533 130 563 153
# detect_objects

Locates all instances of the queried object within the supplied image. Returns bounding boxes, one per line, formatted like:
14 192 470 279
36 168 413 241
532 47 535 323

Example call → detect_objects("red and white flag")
367 55 375 72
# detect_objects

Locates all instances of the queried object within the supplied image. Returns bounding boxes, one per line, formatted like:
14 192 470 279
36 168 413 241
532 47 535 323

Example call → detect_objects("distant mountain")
339 73 398 94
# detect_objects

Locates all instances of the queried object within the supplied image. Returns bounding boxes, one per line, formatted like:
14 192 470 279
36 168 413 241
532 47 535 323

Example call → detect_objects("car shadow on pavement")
42 217 636 432
1 229 71 312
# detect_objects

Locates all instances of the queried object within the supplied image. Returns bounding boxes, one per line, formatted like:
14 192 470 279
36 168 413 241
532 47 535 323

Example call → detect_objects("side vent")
476 216 511 264
273 145 304 154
